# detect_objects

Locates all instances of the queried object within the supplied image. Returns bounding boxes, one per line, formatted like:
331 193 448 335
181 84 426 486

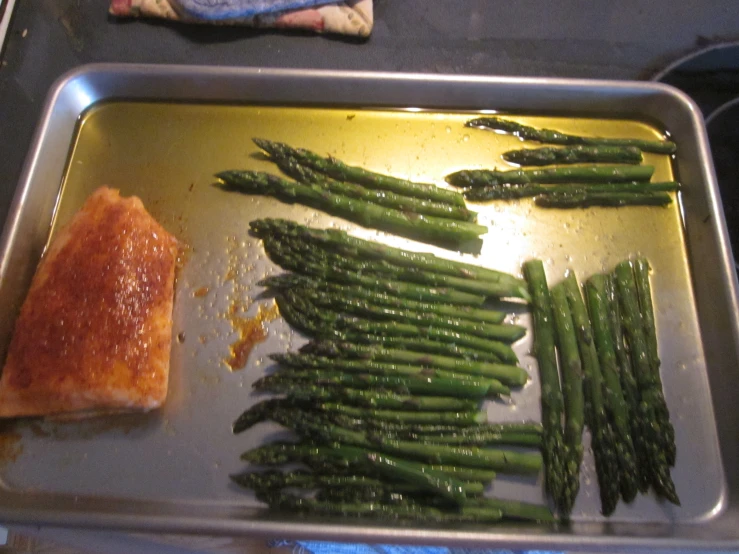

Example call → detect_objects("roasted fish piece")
0 187 178 418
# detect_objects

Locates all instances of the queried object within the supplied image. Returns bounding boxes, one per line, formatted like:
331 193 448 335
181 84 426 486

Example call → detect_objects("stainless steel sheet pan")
0 64 737 551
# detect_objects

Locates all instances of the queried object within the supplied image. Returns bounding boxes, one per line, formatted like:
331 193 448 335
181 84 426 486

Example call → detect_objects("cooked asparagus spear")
550 283 584 516
605 274 650 493
319 403 487 426
273 352 510 383
280 287 522 342
218 171 486 251
253 138 467 207
633 258 676 467
260 273 506 324
503 145 643 166
465 117 677 154
614 261 679 504
251 219 525 292
275 351 505 380
230 469 484 497
254 370 509 399
240 443 498 483
290 418 543 474
535 191 672 209
464 181 679 202
269 154 478 222
333 415 541 438
562 272 620 516
523 260 566 510
286 385 481 412
263 494 504 523
298 342 529 387
586 275 639 502
446 165 654 188
262 234 528 300
274 287 517 354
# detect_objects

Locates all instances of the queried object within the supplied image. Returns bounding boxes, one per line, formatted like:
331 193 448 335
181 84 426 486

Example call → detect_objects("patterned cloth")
109 0 373 37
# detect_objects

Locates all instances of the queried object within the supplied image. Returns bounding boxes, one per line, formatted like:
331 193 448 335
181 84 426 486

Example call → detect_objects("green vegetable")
563 272 620 516
299 341 529 387
614 261 679 504
251 219 525 292
253 138 467 206
523 260 566 511
465 117 677 154
464 181 678 202
586 275 639 502
550 283 584 516
502 145 643 166
218 171 486 251
534 191 672 209
270 154 478 222
446 165 655 188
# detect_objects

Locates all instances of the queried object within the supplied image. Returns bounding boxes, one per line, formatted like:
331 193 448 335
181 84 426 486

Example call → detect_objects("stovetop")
653 42 739 272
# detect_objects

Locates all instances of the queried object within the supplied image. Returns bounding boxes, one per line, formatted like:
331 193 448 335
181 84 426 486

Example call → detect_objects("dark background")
1 0 739 229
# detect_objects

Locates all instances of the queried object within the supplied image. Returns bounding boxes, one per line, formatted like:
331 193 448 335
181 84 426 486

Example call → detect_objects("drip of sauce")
0 432 22 468
226 302 280 371
193 286 209 298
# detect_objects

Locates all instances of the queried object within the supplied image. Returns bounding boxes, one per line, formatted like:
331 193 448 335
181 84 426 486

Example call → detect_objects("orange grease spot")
193 286 209 298
0 432 22 467
226 302 280 371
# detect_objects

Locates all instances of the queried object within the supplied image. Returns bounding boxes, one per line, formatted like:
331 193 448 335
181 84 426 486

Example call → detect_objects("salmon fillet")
0 187 178 418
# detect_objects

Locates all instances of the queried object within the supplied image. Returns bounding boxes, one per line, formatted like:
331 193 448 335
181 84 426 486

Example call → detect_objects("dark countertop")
1 0 738 229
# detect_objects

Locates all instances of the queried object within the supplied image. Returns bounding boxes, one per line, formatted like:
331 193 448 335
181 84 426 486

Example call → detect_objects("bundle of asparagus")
230 220 553 522
466 117 677 155
217 139 486 252
523 258 679 517
451 117 679 208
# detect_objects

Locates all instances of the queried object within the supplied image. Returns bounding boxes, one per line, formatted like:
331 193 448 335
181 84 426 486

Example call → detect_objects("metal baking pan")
0 64 737 550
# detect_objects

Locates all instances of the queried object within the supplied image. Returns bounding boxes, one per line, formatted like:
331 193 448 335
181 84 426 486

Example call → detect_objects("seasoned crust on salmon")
0 187 178 418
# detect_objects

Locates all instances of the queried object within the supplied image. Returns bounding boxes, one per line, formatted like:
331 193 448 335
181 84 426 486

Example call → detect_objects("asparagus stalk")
503 145 643 166
280 287 523 342
263 234 528 300
230 469 484 497
549 283 584 516
364 451 469 505
465 498 555 523
254 370 509 399
218 171 486 251
291 418 543 474
586 275 639 502
270 154 478 222
251 219 525 292
614 262 679 504
633 258 676 467
522 260 566 510
253 138 467 207
274 352 505 382
332 416 542 438
299 342 529 387
261 273 506 324
535 191 672 209
264 495 504 523
465 117 677 154
605 274 650 493
240 443 498 483
319 403 487 426
290 386 481 412
562 272 620 516
354 336 509 364
404 430 542 448
273 288 519 354
465 181 679 202
446 165 655 188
